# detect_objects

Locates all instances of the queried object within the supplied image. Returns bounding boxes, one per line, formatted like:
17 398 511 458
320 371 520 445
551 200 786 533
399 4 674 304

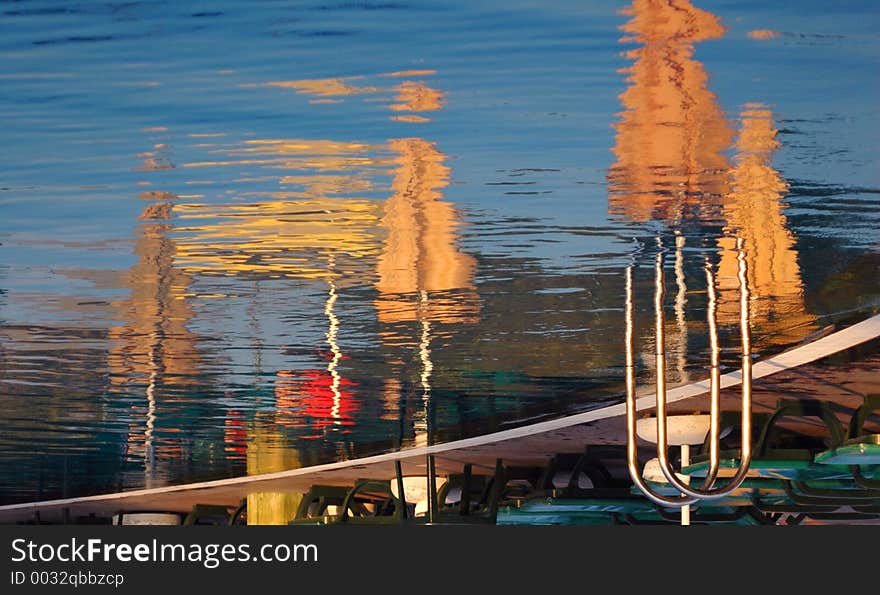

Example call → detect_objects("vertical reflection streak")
674 231 688 383
144 330 158 487
324 257 342 424
418 290 433 435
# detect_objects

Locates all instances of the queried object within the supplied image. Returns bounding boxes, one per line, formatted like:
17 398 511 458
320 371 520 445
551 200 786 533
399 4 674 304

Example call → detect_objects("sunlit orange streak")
748 29 782 40
262 77 380 97
609 0 733 223
389 81 445 113
172 139 387 280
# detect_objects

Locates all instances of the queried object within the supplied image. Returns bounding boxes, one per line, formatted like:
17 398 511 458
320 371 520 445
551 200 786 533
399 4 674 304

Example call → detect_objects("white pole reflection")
415 290 433 445
144 331 158 488
324 256 342 425
674 230 689 384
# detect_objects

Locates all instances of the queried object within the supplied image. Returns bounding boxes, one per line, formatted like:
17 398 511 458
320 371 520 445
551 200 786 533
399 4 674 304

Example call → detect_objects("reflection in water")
263 76 380 101
174 139 385 280
173 197 381 280
275 270 359 438
389 80 445 123
375 138 479 443
375 138 477 324
363 135 477 442
135 143 175 171
2 1 876 512
717 106 815 342
164 76 471 449
109 175 200 487
242 425 302 525
176 140 383 445
611 0 814 354
609 0 732 224
261 71 445 122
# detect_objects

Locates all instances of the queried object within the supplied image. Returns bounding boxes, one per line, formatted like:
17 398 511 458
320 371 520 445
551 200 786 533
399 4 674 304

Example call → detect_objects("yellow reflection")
184 139 386 172
716 106 815 342
262 76 380 97
375 138 478 325
243 426 302 525
382 70 439 78
278 174 375 197
172 198 381 280
609 0 732 223
259 71 444 122
173 138 388 280
391 115 433 123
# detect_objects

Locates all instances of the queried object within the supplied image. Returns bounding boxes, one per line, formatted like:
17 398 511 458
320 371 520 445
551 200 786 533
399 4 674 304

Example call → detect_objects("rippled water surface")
1 0 879 504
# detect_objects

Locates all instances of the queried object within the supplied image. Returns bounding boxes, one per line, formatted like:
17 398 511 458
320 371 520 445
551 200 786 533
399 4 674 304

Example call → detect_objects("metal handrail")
626 237 753 506
625 259 696 507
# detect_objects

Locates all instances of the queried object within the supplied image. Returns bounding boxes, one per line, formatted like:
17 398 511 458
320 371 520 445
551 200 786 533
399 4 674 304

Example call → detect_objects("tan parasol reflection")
375 138 479 444
608 0 732 383
109 190 201 488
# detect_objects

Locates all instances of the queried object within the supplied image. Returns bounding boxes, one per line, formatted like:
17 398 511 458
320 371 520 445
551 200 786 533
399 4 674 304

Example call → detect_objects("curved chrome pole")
654 238 753 498
624 260 697 507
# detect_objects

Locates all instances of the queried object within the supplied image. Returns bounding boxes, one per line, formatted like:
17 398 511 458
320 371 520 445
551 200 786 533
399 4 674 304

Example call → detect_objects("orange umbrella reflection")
609 0 732 223
609 0 815 351
716 106 815 342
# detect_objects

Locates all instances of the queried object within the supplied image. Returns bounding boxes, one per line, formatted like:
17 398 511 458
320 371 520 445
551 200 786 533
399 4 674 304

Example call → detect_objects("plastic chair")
814 393 880 489
684 400 846 481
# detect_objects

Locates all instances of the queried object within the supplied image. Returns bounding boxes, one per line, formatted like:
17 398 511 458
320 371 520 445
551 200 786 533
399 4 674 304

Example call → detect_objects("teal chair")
814 393 880 488
683 401 846 481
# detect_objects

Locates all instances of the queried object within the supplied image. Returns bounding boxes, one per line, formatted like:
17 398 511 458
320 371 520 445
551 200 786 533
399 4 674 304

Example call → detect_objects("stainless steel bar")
624 259 697 507
654 238 753 498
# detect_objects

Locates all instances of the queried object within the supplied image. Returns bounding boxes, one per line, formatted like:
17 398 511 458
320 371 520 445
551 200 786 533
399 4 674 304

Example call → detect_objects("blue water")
1 0 878 504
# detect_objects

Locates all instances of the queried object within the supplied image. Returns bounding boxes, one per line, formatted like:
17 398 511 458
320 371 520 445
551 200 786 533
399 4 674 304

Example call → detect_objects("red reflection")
274 369 358 438
223 410 247 458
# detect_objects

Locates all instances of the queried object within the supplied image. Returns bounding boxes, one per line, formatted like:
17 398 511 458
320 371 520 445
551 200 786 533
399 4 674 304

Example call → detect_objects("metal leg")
427 455 437 523
395 460 407 520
